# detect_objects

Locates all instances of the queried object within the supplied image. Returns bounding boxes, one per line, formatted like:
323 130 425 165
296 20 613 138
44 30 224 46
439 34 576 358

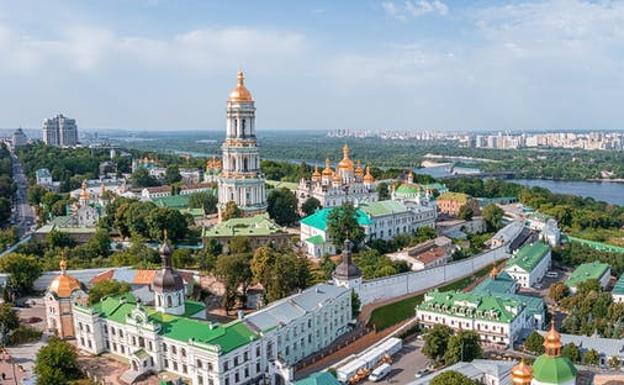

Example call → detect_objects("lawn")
367 264 495 331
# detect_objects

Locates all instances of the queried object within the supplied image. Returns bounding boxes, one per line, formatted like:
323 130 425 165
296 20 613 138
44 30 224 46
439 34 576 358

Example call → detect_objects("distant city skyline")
0 0 624 131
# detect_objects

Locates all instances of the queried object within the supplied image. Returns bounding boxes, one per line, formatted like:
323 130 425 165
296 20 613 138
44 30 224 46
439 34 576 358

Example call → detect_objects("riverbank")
512 179 624 206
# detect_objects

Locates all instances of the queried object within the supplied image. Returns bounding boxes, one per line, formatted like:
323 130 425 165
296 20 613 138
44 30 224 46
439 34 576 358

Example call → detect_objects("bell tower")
217 71 267 220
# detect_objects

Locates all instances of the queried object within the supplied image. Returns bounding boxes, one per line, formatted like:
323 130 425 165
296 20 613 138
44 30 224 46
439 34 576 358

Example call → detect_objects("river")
512 179 624 206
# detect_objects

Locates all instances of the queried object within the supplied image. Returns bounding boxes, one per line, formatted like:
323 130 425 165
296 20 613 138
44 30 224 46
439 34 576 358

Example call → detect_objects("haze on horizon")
0 0 623 132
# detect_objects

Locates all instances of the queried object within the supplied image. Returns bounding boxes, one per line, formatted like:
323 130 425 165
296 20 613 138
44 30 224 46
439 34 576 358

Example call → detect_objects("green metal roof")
203 213 286 238
437 192 470 204
305 235 325 245
266 180 299 191
300 207 372 232
358 200 409 217
417 290 523 323
153 195 191 210
395 184 423 195
532 355 577 384
87 294 258 354
566 235 624 254
506 242 550 273
613 275 624 295
565 262 610 289
294 372 340 385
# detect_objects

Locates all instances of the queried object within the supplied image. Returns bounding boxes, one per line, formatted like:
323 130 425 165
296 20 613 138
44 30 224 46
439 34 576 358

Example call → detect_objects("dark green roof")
532 355 577 384
565 262 610 288
85 294 257 354
300 207 372 231
153 195 191 210
294 372 340 385
506 242 550 273
305 235 325 245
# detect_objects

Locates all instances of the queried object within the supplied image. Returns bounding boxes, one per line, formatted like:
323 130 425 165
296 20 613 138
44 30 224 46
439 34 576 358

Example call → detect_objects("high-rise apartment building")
42 114 78 146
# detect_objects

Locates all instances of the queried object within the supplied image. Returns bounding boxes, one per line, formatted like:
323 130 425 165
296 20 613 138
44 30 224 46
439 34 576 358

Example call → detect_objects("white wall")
358 246 508 304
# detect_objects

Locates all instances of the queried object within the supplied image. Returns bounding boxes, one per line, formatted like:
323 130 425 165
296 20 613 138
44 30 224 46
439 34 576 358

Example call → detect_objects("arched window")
243 158 248 171
241 119 246 137
167 295 172 307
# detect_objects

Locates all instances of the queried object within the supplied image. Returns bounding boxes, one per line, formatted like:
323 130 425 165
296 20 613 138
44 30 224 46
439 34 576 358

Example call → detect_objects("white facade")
504 244 551 289
42 114 78 147
217 72 267 219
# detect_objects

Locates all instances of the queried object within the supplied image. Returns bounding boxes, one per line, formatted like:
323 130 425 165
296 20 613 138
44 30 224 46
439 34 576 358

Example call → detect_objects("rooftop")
505 241 550 273
300 207 372 232
566 262 610 288
417 290 524 323
36 168 51 178
203 213 287 238
613 274 624 295
294 372 340 385
358 200 409 217
153 195 191 210
437 192 470 203
78 293 255 354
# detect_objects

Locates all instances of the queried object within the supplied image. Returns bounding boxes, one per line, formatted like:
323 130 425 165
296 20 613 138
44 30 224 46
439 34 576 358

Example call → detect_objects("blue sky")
0 0 623 131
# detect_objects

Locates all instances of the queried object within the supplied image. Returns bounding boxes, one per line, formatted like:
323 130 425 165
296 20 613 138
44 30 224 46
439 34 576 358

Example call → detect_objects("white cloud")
382 0 449 20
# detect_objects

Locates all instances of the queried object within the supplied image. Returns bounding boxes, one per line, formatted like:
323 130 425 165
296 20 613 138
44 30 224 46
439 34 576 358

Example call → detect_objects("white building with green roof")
504 242 551 289
203 214 291 253
612 274 624 303
300 200 436 258
415 289 532 347
565 261 611 294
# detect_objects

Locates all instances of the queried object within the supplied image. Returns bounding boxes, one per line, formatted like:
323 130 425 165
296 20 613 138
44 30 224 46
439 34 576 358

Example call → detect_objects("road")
9 151 35 239
361 339 429 385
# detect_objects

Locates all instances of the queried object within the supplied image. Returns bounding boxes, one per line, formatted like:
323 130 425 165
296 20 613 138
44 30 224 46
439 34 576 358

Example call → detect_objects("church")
296 145 377 209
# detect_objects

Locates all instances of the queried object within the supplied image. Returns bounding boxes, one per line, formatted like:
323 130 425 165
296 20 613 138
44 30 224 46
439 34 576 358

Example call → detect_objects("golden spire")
544 322 562 357
79 180 90 201
338 144 354 170
228 70 253 102
511 360 532 385
355 160 364 177
333 172 342 183
312 165 321 181
59 258 67 275
322 158 334 176
363 165 374 183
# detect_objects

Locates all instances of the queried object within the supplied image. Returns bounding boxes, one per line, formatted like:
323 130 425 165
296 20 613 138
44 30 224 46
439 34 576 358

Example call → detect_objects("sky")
0 0 623 132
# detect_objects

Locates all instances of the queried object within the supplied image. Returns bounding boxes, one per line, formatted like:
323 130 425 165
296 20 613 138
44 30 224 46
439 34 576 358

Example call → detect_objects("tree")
430 371 479 385
444 330 482 364
458 205 474 221
172 248 195 269
251 247 310 303
34 336 81 385
482 204 504 231
561 343 580 363
0 253 42 299
214 253 252 314
422 324 453 363
189 192 218 214
0 303 19 344
583 348 600 366
301 197 321 217
351 291 361 319
146 207 189 242
164 165 182 184
267 188 299 226
326 203 365 249
608 356 621 369
27 184 48 205
376 182 390 201
549 282 570 302
46 230 76 250
131 168 159 188
524 331 545 355
228 237 251 254
126 201 157 238
222 201 242 221
88 281 131 305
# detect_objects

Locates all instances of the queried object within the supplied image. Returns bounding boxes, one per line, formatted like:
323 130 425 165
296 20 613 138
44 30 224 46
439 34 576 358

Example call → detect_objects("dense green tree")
301 197 321 217
28 184 48 205
131 168 159 187
351 291 361 319
482 204 504 231
228 237 251 254
267 188 299 226
34 336 81 385
430 371 479 385
608 356 621 369
376 182 390 200
0 303 19 344
146 207 189 242
46 230 75 249
88 281 131 305
222 201 242 221
583 348 600 366
423 324 453 363
445 330 482 364
172 248 195 269
126 201 157 238
214 253 252 314
0 253 42 299
549 282 570 302
524 331 545 355
326 203 365 248
251 246 311 303
458 204 474 221
561 343 580 363
189 191 218 214
164 165 182 184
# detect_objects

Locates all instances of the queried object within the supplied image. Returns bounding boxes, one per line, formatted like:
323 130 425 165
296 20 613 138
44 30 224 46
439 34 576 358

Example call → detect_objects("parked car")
369 363 392 382
414 369 430 379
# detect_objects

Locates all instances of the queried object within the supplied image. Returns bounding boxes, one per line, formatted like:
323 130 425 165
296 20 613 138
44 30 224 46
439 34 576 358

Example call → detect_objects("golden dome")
228 70 253 102
48 259 82 298
355 161 364 177
333 173 342 182
544 322 562 356
511 360 533 385
79 180 90 201
312 165 321 180
363 166 374 183
338 144 354 170
322 158 334 176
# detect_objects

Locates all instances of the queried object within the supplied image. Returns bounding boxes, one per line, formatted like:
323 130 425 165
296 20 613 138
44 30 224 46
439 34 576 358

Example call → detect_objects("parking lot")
361 339 429 385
